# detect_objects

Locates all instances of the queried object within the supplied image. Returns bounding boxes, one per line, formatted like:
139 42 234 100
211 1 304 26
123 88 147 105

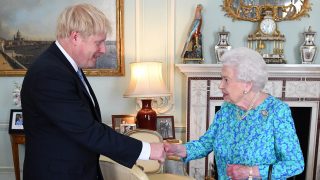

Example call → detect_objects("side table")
10 134 25 180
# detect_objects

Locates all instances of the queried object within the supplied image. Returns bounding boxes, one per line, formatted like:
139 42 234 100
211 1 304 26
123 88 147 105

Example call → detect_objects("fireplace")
176 64 320 180
290 106 312 180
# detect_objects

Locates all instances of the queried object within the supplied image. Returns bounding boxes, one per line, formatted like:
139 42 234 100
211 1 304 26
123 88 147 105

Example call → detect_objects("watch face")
260 19 276 35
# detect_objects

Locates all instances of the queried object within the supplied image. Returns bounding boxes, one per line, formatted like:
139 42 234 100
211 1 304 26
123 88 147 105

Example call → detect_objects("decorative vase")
215 26 232 63
136 99 157 130
300 26 317 64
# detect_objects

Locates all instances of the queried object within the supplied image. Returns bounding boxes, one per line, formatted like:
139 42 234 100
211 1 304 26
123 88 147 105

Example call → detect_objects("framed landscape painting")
0 0 124 76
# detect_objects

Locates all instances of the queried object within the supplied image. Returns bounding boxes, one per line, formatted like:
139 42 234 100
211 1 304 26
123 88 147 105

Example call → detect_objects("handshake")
149 141 186 163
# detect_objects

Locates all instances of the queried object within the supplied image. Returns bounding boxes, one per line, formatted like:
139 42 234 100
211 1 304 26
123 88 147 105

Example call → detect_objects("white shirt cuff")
138 141 150 160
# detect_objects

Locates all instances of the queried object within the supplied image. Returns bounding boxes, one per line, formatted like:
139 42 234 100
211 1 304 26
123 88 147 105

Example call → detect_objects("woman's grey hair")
56 3 111 39
220 47 268 91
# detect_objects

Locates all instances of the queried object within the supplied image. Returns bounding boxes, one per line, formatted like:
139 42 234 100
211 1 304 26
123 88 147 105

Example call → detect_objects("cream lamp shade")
123 61 170 98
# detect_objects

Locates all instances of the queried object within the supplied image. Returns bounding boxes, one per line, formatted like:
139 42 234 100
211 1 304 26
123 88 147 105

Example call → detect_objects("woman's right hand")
164 143 187 158
227 164 260 180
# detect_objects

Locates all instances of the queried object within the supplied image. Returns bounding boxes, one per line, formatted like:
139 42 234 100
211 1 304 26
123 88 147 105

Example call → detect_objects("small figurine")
181 4 203 63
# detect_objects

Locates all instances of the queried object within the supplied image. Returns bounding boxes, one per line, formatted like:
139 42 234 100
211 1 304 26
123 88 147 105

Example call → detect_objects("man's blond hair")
56 3 111 39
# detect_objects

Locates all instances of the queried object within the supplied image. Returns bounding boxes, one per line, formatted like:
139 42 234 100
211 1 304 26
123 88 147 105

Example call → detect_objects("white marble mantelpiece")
176 64 320 78
176 64 320 180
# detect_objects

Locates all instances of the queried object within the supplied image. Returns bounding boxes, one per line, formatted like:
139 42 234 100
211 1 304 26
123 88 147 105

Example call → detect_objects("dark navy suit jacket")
21 43 142 180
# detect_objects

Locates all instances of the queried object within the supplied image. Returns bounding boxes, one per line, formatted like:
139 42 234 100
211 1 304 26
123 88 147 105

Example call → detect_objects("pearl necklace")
236 91 260 120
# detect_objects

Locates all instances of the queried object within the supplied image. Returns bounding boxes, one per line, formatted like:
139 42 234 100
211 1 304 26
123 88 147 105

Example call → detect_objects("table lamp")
124 61 170 130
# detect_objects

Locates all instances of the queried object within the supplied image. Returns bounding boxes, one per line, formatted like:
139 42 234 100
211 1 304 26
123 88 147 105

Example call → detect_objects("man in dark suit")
21 4 165 180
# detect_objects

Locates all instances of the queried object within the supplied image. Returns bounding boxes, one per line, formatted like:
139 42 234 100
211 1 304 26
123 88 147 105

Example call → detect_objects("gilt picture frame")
0 0 124 76
8 109 24 134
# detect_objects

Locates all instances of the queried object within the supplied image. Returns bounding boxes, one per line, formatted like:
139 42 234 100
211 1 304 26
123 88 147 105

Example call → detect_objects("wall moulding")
134 0 176 114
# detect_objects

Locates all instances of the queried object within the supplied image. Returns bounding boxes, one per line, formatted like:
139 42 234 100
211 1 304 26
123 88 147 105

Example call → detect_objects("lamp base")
136 99 157 130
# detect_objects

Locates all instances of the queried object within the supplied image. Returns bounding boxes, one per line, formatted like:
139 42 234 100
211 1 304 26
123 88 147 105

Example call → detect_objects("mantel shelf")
176 64 320 78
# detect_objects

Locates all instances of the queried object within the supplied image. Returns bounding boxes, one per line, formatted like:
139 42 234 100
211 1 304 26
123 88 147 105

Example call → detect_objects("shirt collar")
55 41 78 72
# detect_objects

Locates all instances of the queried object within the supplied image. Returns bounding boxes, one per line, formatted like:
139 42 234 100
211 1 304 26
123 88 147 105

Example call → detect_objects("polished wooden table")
10 134 25 180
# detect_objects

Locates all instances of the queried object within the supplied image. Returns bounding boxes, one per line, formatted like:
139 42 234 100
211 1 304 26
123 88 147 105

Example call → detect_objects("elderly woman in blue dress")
165 47 304 179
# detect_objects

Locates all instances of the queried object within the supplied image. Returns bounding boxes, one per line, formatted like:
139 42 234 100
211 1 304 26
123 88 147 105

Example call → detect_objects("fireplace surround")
176 64 320 180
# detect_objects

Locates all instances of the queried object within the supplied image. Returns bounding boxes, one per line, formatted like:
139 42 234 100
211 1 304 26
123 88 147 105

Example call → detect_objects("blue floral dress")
184 95 304 179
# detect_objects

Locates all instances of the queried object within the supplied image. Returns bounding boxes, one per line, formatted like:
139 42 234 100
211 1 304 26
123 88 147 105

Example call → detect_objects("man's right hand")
149 143 166 163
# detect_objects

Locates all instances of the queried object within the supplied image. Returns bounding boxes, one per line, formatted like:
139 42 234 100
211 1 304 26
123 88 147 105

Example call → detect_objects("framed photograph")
0 0 124 76
112 115 136 133
120 123 136 134
8 109 24 134
156 116 175 139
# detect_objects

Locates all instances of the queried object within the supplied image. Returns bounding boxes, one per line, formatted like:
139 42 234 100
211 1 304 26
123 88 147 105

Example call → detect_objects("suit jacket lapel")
48 43 102 122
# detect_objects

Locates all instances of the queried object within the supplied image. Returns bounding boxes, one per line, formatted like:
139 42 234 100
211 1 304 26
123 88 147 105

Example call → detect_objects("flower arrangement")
12 82 21 107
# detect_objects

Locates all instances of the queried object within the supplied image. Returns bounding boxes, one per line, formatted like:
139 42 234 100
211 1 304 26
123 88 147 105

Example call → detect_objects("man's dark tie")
77 68 86 85
77 68 95 105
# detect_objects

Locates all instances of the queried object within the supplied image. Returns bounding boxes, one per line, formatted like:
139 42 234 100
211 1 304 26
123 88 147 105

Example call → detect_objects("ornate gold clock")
260 15 276 35
247 10 286 64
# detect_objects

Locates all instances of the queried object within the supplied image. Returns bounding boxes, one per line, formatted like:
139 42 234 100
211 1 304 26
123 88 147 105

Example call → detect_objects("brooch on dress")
261 110 268 117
